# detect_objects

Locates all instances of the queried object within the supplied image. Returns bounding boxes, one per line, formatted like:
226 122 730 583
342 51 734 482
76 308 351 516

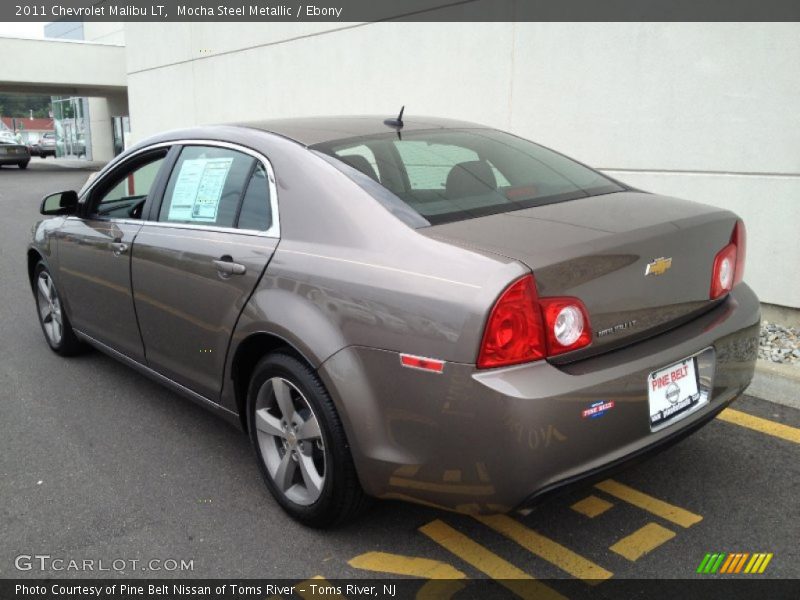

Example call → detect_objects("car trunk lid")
421 191 739 360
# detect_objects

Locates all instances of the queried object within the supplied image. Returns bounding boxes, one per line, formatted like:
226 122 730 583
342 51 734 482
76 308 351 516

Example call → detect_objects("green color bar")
710 553 727 574
697 553 712 573
703 554 719 573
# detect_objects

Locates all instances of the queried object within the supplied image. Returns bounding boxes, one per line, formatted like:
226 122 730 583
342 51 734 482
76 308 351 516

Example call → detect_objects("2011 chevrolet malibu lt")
28 115 759 527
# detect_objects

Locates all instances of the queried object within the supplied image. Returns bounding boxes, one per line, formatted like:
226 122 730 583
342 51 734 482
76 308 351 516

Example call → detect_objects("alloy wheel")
36 271 63 346
254 377 326 506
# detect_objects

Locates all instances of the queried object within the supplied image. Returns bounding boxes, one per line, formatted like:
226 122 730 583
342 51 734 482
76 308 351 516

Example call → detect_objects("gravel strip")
759 321 800 365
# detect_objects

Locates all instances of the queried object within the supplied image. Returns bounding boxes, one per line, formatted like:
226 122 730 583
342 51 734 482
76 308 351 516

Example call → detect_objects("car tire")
247 352 369 527
18 161 29 170
33 261 84 356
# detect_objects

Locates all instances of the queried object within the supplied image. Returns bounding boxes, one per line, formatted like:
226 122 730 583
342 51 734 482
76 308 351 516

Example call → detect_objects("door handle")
111 242 128 256
213 257 246 276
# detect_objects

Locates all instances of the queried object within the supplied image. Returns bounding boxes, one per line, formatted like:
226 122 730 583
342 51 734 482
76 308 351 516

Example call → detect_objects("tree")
0 94 52 119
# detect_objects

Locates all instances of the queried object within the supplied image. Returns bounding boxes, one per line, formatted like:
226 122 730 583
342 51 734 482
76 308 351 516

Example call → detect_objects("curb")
746 359 800 410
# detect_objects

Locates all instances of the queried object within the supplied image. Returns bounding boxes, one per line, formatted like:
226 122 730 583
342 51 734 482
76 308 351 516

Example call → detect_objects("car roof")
235 115 488 146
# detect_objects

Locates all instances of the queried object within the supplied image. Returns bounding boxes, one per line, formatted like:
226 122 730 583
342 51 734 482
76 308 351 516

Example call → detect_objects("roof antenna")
383 106 404 129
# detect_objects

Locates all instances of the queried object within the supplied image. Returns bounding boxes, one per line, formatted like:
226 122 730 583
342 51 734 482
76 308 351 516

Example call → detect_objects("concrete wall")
0 36 126 93
82 23 127 161
124 21 800 308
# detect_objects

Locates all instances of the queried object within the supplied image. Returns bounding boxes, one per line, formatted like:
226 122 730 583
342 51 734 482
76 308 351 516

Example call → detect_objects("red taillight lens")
539 297 592 356
710 243 737 299
477 275 546 368
477 275 592 368
710 220 747 300
731 219 746 286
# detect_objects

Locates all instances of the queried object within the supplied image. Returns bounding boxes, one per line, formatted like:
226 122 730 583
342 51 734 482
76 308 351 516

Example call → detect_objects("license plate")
648 357 705 428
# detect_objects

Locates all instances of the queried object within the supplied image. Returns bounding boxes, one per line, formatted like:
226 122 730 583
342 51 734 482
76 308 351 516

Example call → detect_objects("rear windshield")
313 128 623 225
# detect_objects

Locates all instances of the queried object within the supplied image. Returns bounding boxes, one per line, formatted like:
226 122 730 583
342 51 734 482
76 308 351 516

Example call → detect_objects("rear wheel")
18 161 29 170
34 262 83 356
247 353 369 527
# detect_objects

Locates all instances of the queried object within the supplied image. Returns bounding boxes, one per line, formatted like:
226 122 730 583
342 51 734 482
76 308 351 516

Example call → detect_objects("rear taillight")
710 220 747 300
539 297 592 356
477 274 591 369
477 276 546 368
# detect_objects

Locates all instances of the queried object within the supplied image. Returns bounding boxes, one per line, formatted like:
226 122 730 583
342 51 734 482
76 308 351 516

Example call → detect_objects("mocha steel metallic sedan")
28 116 759 526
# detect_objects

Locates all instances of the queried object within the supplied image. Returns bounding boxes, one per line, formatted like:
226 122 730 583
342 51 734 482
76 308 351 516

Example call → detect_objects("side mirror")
40 190 79 216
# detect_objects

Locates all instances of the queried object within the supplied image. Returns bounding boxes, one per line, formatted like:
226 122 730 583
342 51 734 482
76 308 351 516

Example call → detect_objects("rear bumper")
0 156 30 165
318 283 760 513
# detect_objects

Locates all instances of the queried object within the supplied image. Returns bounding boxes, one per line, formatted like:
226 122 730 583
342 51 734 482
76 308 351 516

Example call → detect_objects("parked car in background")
27 116 759 527
36 132 57 158
0 136 31 169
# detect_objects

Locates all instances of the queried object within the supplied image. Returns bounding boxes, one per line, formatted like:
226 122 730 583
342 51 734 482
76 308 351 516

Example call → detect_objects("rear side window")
237 163 272 231
158 146 254 228
315 129 623 225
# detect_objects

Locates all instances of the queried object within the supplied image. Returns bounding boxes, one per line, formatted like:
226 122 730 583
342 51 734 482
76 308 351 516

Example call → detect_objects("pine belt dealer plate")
648 356 705 429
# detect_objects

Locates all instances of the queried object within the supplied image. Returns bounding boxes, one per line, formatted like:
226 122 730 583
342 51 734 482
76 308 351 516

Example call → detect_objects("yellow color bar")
749 554 767 574
743 554 760 574
718 409 800 444
595 479 703 528
419 520 566 600
475 514 613 584
758 553 774 573
609 522 676 561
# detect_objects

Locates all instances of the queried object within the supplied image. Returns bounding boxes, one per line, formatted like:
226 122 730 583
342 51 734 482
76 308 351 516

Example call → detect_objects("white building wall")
82 23 127 161
124 22 800 308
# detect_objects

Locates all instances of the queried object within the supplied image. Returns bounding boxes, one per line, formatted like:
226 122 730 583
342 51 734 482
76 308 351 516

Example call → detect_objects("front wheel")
34 262 83 355
248 353 369 527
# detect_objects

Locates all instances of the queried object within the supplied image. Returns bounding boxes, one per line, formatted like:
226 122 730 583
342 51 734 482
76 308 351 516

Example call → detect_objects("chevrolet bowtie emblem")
645 257 673 276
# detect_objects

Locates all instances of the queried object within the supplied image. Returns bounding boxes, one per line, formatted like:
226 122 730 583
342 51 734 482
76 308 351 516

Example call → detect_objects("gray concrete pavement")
1 167 798 590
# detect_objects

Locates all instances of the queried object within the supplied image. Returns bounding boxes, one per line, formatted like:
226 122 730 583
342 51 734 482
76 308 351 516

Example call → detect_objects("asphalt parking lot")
1 164 798 596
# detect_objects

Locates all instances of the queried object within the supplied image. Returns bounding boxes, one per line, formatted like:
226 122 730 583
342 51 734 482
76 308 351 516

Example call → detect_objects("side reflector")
400 354 445 373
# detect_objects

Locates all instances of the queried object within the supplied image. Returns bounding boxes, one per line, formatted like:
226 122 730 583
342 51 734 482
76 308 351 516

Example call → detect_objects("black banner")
3 579 800 600
4 0 800 22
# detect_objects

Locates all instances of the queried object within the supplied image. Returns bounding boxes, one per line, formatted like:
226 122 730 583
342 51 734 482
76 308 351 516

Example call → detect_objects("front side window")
158 146 255 228
91 152 167 219
315 128 623 225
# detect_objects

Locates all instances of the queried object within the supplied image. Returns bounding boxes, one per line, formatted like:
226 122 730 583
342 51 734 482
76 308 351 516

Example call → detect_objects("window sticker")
167 157 234 222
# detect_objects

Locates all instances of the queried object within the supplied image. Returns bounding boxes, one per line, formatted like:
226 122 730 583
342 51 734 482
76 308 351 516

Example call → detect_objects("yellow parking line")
594 479 702 528
443 469 462 483
475 514 613 584
609 523 676 561
349 551 466 579
393 464 420 478
349 552 466 600
296 577 347 600
718 409 800 444
419 520 567 600
570 495 614 519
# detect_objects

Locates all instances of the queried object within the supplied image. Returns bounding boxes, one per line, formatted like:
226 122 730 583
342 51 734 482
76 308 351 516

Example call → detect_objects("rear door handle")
111 242 128 256
213 257 246 276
